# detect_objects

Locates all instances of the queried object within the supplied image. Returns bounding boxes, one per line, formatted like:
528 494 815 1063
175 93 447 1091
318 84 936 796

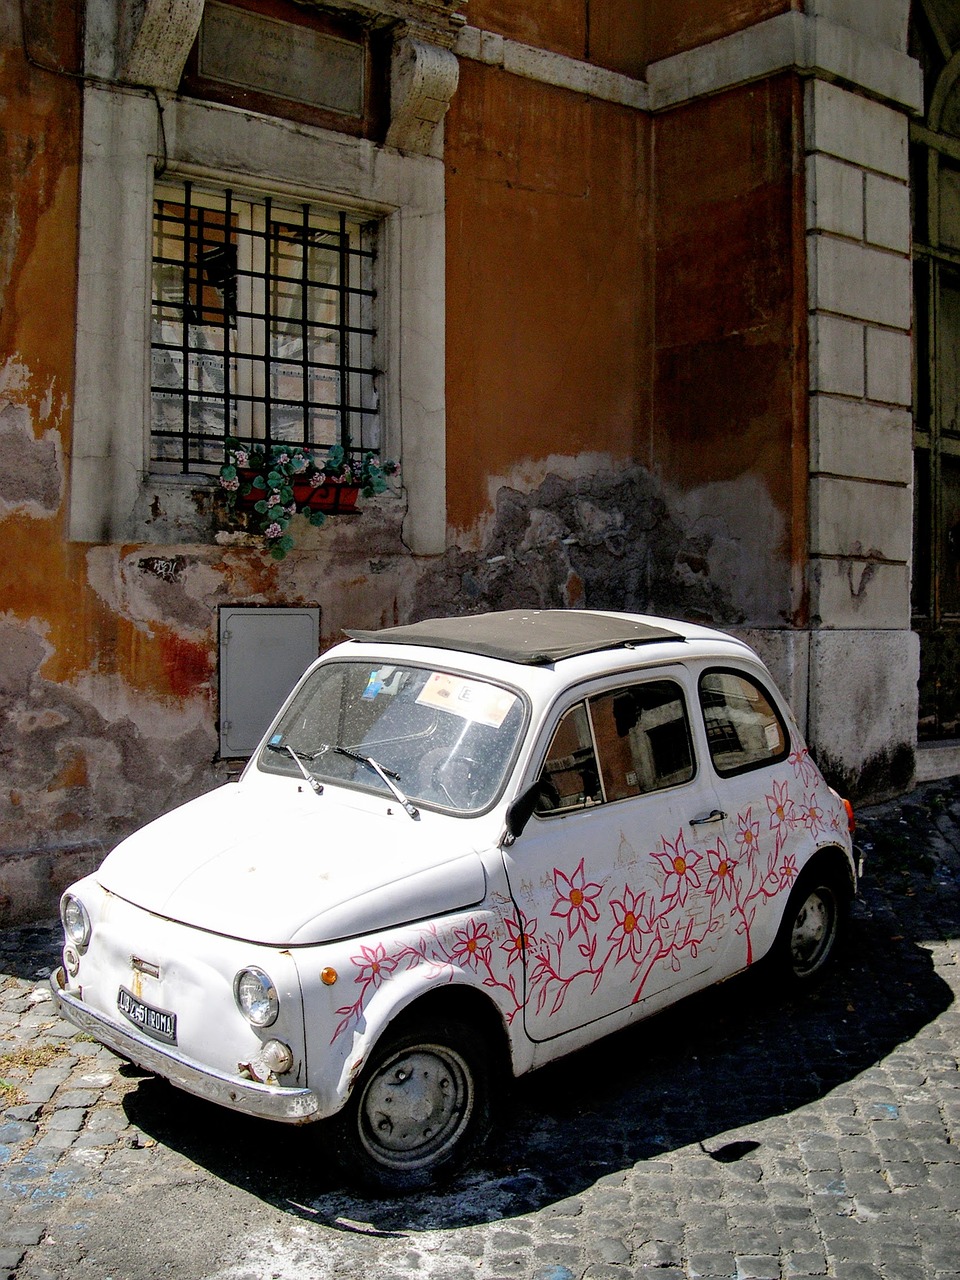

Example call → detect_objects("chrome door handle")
690 809 726 826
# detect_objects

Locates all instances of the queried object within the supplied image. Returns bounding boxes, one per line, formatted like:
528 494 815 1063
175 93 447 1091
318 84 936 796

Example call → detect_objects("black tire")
332 1016 495 1193
771 864 848 983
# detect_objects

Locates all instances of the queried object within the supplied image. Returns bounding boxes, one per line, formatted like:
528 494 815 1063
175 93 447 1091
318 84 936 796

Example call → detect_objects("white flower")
265 522 283 539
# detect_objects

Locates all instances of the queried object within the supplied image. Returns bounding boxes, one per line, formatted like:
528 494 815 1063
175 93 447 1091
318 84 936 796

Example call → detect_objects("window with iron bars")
151 180 380 475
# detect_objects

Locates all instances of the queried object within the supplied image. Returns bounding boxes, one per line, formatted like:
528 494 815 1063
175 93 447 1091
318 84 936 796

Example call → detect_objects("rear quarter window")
698 668 789 777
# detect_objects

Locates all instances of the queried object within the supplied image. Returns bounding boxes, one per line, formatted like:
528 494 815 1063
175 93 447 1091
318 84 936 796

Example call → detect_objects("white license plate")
117 986 177 1044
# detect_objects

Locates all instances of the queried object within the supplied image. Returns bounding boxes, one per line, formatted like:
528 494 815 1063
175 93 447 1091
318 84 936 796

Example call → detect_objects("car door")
502 668 739 1043
695 664 836 969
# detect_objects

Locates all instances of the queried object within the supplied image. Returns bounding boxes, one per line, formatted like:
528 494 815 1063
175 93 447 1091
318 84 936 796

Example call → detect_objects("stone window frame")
70 82 448 555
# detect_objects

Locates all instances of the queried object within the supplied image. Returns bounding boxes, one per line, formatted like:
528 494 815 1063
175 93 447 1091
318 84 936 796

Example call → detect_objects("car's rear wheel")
772 865 847 982
333 1016 494 1192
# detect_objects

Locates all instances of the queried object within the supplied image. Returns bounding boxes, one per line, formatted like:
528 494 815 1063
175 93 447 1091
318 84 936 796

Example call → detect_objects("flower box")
219 442 396 559
293 482 361 514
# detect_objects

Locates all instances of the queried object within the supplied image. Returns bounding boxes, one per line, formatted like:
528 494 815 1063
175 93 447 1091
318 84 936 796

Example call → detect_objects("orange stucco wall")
444 60 652 537
466 0 799 73
0 0 818 919
651 76 808 622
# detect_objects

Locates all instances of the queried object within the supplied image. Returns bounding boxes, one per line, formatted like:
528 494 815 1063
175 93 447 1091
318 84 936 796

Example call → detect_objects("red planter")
293 481 360 514
232 469 360 515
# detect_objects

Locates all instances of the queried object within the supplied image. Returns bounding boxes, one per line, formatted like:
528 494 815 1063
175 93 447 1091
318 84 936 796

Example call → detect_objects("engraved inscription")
199 1 364 118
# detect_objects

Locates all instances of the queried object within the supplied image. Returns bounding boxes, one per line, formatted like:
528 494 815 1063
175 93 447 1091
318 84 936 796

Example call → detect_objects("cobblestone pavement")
1 780 960 1280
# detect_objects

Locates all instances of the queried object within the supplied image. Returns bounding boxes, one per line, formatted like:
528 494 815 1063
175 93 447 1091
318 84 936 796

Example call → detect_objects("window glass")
699 669 788 776
534 678 694 814
534 704 602 813
259 660 524 814
151 180 379 474
590 680 694 799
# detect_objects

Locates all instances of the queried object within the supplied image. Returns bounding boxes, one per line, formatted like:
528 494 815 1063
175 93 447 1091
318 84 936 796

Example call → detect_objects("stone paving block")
45 1108 85 1133
783 1251 828 1276
1 1103 40 1123
830 1265 884 1280
51 1090 99 1109
734 1255 780 1279
778 1228 831 1255
5 1225 43 1247
688 1250 737 1276
0 1120 36 1144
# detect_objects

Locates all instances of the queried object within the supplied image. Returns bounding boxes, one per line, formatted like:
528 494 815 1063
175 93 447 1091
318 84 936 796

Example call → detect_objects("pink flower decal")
766 779 795 837
452 919 492 970
551 858 603 938
800 792 825 835
608 886 648 963
735 808 761 861
789 746 818 787
653 830 702 910
501 916 537 968
704 840 738 905
352 943 396 991
779 854 798 889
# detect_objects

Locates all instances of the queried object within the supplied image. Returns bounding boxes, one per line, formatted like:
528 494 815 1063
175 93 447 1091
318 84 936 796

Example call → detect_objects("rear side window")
699 669 788 776
536 678 694 814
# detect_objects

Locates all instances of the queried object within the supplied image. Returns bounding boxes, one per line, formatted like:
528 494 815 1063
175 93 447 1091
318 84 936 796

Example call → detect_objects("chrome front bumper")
50 969 320 1125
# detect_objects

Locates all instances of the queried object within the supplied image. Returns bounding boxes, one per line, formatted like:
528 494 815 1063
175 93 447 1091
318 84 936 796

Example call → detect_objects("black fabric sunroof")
344 610 682 666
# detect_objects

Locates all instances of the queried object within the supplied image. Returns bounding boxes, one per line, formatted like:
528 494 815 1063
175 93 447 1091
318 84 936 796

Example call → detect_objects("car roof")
344 609 687 666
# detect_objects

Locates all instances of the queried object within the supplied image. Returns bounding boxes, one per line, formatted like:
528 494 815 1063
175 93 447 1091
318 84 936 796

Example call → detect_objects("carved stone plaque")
198 2 365 118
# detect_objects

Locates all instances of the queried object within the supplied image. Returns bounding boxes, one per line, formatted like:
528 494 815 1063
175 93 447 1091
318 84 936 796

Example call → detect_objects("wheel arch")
334 975 515 1104
800 843 858 899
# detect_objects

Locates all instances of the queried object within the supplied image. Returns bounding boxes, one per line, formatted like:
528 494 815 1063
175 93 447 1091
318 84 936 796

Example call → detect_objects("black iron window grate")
151 180 380 473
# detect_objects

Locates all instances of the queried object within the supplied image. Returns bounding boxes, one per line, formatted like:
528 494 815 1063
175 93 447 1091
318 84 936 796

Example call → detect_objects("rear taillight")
843 798 856 834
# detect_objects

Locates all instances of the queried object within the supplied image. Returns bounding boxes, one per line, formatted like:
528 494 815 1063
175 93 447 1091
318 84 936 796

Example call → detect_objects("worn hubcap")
790 887 836 975
358 1044 473 1170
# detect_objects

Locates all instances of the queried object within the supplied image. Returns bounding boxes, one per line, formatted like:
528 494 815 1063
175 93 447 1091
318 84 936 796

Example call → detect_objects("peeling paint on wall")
415 463 774 626
0 402 61 512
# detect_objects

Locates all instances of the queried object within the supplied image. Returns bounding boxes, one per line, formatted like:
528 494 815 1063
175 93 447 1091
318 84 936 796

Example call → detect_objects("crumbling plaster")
420 461 781 628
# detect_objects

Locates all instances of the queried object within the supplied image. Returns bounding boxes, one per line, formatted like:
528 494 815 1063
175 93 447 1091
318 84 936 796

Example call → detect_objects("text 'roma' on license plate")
117 986 177 1045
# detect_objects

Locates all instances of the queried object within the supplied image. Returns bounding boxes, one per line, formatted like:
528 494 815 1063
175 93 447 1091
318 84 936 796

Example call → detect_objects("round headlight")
62 895 91 949
234 967 279 1027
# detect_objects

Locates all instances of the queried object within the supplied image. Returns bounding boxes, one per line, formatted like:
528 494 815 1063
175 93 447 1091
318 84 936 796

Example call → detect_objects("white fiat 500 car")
53 610 858 1190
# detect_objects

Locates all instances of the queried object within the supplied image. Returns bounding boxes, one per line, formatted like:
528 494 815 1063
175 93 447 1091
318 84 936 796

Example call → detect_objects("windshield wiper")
266 741 323 796
324 744 419 820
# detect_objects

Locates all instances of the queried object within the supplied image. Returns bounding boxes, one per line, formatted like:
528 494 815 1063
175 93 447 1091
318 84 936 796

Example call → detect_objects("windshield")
258 660 526 814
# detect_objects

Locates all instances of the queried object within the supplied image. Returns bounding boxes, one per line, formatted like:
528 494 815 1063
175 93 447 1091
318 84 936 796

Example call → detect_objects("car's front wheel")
333 1016 494 1192
772 865 848 982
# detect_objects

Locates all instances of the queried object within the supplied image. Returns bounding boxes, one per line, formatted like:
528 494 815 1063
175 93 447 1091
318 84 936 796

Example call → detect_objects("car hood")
95 783 488 946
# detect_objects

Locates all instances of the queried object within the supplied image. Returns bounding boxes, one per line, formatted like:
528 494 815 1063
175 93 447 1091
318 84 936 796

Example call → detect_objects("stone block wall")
804 75 918 796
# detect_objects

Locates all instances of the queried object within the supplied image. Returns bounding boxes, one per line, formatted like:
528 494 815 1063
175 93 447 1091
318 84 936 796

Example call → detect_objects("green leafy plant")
219 441 398 560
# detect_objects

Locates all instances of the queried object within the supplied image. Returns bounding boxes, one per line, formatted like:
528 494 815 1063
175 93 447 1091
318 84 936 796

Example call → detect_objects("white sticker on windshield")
416 672 514 728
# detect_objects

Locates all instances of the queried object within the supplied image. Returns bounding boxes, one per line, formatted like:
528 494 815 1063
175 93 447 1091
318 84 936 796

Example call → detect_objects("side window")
590 680 695 799
534 678 694 814
535 704 602 813
699 669 788 776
